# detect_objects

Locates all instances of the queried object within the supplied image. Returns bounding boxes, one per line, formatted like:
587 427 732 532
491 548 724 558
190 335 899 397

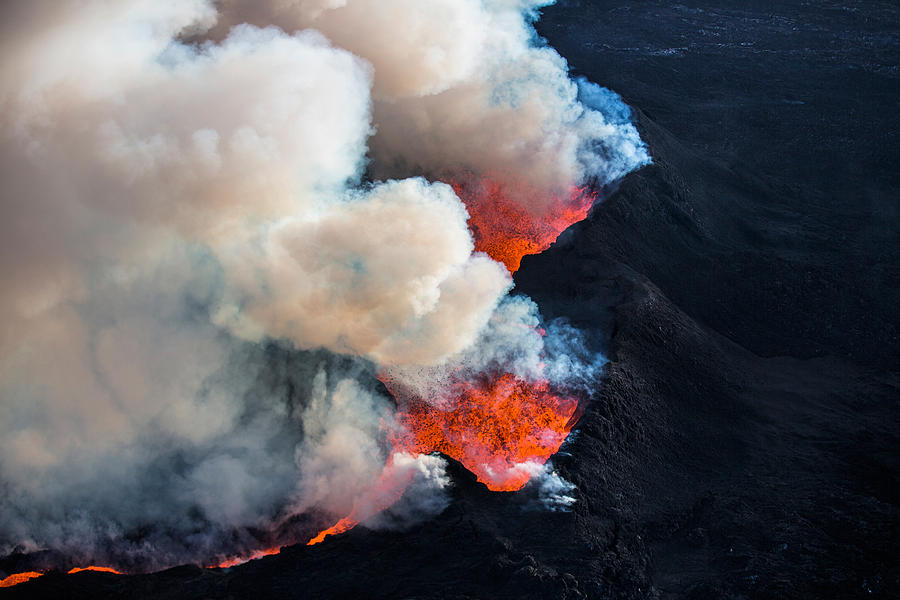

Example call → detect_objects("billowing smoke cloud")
381 295 605 405
0 0 646 570
217 178 511 365
211 0 649 212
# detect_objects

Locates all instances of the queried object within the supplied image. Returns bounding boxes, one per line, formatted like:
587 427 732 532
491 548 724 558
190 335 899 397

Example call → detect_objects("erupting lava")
0 566 123 589
391 373 578 491
307 451 424 546
211 547 282 569
67 566 122 574
307 517 358 546
0 571 43 588
307 372 579 544
306 180 591 545
452 178 597 272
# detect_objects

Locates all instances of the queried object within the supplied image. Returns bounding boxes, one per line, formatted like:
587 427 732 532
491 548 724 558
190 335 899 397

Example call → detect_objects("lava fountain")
308 370 580 544
390 373 578 491
0 0 652 577
453 178 598 272
307 182 591 544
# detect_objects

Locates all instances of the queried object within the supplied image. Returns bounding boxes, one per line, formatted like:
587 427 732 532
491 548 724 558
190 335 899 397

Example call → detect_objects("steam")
0 0 646 569
524 463 577 512
361 453 452 530
217 178 511 365
381 295 605 405
212 0 650 212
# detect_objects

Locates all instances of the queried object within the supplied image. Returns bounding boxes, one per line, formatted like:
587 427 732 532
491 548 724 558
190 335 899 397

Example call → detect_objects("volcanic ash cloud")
0 0 647 568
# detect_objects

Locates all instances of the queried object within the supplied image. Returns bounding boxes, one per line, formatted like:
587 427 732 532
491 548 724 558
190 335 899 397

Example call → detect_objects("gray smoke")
0 0 646 569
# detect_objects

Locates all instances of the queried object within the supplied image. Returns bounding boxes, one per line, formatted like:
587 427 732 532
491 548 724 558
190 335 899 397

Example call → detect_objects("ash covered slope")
538 0 899 369
526 1 900 596
5 0 899 598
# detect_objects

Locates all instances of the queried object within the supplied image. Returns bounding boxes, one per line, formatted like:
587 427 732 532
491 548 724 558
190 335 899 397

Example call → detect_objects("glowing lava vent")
389 373 578 491
453 178 597 272
306 181 592 544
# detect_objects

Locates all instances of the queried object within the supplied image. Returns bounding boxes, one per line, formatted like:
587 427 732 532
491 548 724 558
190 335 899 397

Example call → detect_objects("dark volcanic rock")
3 1 897 598
536 0 899 368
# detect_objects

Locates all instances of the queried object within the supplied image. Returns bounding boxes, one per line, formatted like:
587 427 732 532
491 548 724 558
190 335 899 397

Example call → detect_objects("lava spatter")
390 373 578 491
306 370 580 544
452 177 597 272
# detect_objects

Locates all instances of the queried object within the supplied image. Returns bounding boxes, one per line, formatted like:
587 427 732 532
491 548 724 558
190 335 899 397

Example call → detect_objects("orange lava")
307 452 421 546
67 566 122 574
306 178 590 547
452 179 596 272
306 371 581 544
0 565 126 587
307 517 358 546
391 373 577 491
0 571 44 588
211 546 282 569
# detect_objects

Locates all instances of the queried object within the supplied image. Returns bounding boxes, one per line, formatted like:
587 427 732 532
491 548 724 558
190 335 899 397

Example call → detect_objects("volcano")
2 0 898 598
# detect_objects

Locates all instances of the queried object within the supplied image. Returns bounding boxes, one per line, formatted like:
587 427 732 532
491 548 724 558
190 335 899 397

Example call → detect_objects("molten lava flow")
0 571 44 588
212 547 282 569
306 370 580 544
0 565 125 587
307 452 420 546
305 179 590 546
67 566 122 574
452 178 597 272
307 517 358 546
390 373 577 491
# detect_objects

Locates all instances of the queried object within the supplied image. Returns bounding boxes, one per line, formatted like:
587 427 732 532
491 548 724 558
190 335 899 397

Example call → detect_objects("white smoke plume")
381 295 606 406
522 462 577 512
211 0 650 212
0 0 645 569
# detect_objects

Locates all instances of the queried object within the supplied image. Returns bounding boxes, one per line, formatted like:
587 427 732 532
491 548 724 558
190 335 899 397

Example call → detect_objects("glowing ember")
67 566 122 574
212 547 282 569
452 178 596 272
391 373 577 491
0 571 44 588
